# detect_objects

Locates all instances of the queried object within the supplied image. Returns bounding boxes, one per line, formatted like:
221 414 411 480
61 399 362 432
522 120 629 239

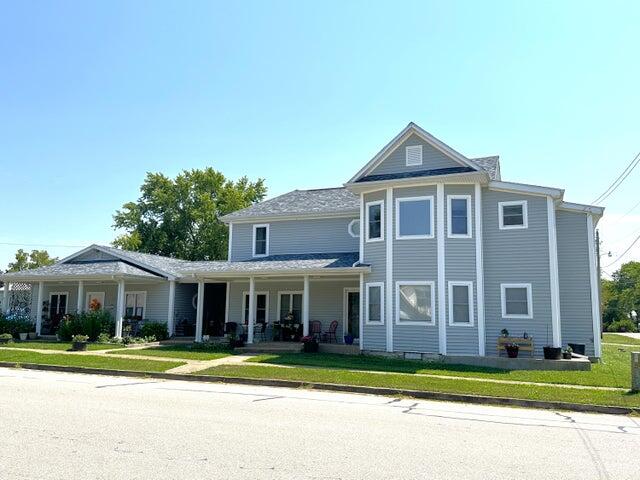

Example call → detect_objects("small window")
348 219 360 238
448 195 471 238
406 145 423 166
396 281 434 325
279 292 302 322
499 201 528 230
448 281 474 326
365 283 384 324
366 201 384 242
396 196 434 239
243 292 268 324
501 284 533 318
253 224 269 257
125 291 146 320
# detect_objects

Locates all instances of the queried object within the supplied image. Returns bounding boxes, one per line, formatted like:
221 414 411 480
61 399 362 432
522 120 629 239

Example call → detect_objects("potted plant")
301 335 319 353
0 333 13 344
562 346 573 360
500 328 509 338
344 333 354 345
504 342 519 358
227 332 244 349
71 334 89 351
543 346 562 360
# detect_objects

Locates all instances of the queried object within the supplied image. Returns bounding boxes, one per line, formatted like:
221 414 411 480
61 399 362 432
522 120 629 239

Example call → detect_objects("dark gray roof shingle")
355 166 476 183
1 261 161 280
96 245 192 276
471 156 500 180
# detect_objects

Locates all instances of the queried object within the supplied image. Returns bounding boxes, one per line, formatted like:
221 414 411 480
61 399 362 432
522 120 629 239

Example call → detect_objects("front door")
203 283 227 337
49 293 68 331
346 290 360 338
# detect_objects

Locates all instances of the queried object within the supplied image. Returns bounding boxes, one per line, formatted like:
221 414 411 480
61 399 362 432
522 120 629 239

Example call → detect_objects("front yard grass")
603 333 640 346
0 349 184 372
0 341 121 351
107 344 232 361
247 344 632 388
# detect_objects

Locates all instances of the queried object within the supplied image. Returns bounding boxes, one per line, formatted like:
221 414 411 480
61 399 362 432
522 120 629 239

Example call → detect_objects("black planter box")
543 346 562 360
72 341 88 351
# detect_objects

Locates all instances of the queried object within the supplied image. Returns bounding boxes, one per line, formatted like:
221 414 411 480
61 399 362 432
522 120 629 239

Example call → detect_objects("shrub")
606 318 638 333
56 310 115 341
0 333 13 341
0 314 35 338
96 332 112 344
72 334 89 342
139 322 169 341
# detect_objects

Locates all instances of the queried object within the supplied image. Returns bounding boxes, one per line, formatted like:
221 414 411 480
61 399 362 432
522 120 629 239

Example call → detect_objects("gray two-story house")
1 123 604 358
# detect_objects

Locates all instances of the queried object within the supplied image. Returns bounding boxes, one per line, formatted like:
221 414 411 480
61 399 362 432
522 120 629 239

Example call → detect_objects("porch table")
272 321 302 341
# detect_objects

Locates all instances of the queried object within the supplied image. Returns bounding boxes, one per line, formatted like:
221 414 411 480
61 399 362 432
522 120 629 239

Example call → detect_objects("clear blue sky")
1 1 638 274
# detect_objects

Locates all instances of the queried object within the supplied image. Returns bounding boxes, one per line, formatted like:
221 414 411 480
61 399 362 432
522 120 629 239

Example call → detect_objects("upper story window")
501 283 533 318
366 201 384 242
252 224 269 257
396 196 434 239
448 281 474 326
405 145 423 166
348 219 360 238
448 195 471 238
499 201 528 230
396 281 434 325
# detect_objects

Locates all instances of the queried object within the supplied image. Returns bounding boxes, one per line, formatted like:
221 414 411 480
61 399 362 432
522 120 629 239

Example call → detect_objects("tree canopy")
602 261 640 330
112 168 266 260
6 249 58 272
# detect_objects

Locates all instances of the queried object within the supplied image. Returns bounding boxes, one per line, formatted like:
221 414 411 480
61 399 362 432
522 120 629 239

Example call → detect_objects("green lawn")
603 333 640 346
107 344 232 361
247 344 632 388
0 349 184 372
0 341 121 351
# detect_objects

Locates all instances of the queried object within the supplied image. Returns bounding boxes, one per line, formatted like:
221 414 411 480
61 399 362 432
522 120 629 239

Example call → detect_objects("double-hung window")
365 283 384 324
448 195 471 238
396 196 434 239
125 291 146 320
396 281 434 325
253 224 269 257
448 281 474 326
501 284 533 318
243 292 268 324
279 292 302 322
499 201 528 230
366 201 384 242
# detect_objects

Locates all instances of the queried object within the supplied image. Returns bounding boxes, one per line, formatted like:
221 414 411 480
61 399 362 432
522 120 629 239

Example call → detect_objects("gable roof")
220 187 359 222
0 260 162 281
471 156 501 180
347 122 484 184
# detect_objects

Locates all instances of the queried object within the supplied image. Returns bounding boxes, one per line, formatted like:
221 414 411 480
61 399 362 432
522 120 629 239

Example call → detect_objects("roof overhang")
222 210 359 225
179 266 370 279
488 181 564 199
345 171 489 194
557 201 605 217
0 273 164 283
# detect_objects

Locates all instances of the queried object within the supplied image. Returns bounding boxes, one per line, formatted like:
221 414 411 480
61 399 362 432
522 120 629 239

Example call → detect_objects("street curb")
1 361 637 416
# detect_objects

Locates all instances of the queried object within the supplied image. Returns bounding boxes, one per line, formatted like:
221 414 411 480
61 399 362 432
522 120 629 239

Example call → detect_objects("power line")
603 231 640 268
592 151 640 204
607 196 640 228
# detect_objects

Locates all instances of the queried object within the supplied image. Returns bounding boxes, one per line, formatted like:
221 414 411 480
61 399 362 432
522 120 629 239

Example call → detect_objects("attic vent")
406 145 423 166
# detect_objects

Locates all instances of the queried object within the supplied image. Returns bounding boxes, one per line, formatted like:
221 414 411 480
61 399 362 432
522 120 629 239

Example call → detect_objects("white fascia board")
345 171 489 194
488 181 564 199
221 211 359 224
179 266 371 279
557 201 604 216
0 274 165 283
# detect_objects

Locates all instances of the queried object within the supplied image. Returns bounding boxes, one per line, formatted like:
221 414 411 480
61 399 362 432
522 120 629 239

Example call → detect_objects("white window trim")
498 201 528 230
252 223 270 257
395 280 435 326
405 144 423 166
395 196 435 240
49 292 69 315
447 195 472 239
365 200 384 243
347 219 360 238
242 291 269 324
85 291 105 310
500 283 533 319
448 281 474 326
124 290 147 318
365 282 384 325
277 290 304 321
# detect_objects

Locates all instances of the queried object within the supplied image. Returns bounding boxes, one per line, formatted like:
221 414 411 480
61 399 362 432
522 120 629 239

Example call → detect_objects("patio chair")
322 320 339 344
256 322 268 342
310 321 322 340
225 322 238 336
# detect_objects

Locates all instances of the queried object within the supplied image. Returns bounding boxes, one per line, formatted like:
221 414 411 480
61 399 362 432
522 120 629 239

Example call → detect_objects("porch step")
235 342 303 354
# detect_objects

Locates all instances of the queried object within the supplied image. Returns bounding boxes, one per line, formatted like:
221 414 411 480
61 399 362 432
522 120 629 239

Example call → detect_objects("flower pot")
505 346 519 358
19 333 28 341
28 332 38 340
567 343 585 356
562 351 572 360
344 335 354 345
302 341 319 353
543 346 562 360
71 341 88 352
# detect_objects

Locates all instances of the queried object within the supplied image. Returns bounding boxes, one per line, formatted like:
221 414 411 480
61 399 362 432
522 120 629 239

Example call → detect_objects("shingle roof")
0 261 161 280
96 245 191 277
182 252 364 275
471 156 500 180
220 187 359 221
355 166 477 183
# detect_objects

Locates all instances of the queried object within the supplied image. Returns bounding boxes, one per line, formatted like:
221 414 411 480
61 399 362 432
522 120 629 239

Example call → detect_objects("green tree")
602 261 640 329
113 168 266 260
6 249 58 272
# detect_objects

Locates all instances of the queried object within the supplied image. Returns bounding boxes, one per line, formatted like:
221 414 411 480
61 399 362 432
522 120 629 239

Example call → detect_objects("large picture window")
396 281 434 325
366 201 384 242
365 283 384 324
501 283 533 318
396 196 434 239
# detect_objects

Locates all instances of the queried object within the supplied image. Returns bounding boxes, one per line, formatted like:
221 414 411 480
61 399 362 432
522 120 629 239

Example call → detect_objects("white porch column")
302 275 310 336
167 280 176 337
76 280 84 314
2 282 9 314
115 279 125 338
247 277 255 344
195 280 205 342
35 282 44 336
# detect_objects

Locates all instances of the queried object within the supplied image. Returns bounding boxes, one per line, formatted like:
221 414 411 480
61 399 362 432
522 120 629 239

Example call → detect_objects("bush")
56 310 115 341
72 334 89 342
606 318 638 333
139 322 169 341
0 314 34 338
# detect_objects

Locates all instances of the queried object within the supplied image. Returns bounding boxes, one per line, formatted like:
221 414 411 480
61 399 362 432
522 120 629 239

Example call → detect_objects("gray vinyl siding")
362 190 387 351
369 133 461 177
482 189 552 357
392 185 439 353
556 210 596 356
227 279 358 342
230 217 359 261
444 185 478 355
